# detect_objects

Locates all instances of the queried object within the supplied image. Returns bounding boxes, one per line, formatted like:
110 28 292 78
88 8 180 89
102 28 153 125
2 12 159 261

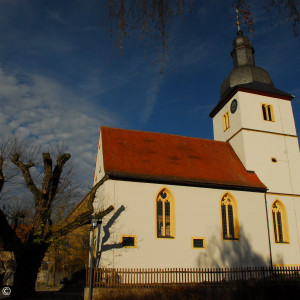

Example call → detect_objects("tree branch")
41 152 52 195
11 153 41 202
0 156 4 194
50 153 71 201
45 175 112 242
85 175 109 210
45 205 114 242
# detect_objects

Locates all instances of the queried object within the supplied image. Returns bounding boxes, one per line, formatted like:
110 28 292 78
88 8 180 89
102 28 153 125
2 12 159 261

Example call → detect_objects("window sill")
157 236 174 239
223 238 239 241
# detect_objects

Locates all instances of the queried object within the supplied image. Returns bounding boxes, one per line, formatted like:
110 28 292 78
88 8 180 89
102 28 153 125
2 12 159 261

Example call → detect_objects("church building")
92 30 300 268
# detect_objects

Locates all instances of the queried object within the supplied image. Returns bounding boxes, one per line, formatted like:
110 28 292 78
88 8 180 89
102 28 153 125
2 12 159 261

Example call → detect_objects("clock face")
230 99 238 114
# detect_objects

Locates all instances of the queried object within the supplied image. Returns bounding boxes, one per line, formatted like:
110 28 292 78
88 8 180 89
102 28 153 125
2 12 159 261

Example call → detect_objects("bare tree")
103 0 299 74
236 0 299 35
0 137 24 196
262 0 300 35
0 146 113 299
102 0 193 74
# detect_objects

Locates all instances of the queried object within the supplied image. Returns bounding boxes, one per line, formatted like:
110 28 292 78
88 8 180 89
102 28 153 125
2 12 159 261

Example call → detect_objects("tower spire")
235 8 241 32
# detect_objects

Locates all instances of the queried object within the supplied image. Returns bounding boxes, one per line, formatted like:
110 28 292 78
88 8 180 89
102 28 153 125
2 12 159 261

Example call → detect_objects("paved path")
0 286 84 299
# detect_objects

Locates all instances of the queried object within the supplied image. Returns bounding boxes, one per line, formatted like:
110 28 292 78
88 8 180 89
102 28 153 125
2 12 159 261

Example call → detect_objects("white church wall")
266 194 300 265
278 100 298 136
213 92 297 143
93 130 105 185
238 93 295 135
232 131 300 194
95 179 271 269
228 133 247 169
285 137 300 194
231 131 300 194
213 91 300 195
294 197 300 264
213 94 242 142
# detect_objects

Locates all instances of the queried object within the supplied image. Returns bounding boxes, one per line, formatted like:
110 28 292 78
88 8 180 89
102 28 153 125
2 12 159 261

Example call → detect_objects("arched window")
156 188 175 238
221 193 239 240
272 200 289 243
262 104 274 121
222 112 230 131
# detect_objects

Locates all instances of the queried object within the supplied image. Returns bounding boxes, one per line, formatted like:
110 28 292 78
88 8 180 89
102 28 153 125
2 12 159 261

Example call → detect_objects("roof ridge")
101 126 226 144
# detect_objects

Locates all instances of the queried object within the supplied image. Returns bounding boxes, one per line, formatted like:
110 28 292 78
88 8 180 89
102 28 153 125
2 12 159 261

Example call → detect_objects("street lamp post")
88 218 99 300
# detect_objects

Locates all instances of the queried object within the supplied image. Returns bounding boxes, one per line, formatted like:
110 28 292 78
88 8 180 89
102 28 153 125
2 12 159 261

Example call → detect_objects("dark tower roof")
210 30 293 118
220 30 274 97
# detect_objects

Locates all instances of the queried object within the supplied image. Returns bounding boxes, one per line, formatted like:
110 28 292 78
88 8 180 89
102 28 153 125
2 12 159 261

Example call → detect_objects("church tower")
209 30 300 196
210 29 300 265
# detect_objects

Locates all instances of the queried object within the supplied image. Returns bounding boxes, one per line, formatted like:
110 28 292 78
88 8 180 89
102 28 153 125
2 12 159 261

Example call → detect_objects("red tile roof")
100 127 266 191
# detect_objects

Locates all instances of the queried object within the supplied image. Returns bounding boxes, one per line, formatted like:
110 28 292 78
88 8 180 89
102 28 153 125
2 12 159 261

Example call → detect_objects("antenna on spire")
235 8 241 32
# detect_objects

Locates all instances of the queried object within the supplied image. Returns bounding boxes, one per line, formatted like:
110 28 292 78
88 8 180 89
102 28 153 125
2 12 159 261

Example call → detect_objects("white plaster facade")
213 92 300 194
212 91 300 266
93 179 271 268
91 92 300 269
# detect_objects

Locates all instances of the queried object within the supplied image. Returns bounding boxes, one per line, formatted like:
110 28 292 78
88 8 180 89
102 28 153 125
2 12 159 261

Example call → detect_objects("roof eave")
105 171 267 193
209 86 294 118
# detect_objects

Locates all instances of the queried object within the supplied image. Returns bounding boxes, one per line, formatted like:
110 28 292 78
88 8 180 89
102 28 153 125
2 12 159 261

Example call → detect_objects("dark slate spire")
209 26 293 118
220 30 274 97
231 30 255 67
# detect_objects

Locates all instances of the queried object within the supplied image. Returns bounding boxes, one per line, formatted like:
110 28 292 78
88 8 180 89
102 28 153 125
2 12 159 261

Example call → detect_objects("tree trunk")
12 245 47 299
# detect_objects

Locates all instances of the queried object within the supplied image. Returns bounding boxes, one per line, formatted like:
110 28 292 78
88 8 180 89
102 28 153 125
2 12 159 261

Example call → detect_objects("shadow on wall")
196 226 272 268
100 205 125 254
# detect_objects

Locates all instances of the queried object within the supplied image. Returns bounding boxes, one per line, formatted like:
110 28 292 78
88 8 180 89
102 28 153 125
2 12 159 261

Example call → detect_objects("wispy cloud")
0 66 118 188
193 104 215 117
139 78 161 126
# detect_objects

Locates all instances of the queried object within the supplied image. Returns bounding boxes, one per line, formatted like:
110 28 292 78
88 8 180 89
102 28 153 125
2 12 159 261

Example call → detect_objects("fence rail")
86 266 300 288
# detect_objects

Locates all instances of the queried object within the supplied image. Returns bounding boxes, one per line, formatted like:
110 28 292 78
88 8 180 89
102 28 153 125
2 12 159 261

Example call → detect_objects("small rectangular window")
121 235 136 248
192 238 206 249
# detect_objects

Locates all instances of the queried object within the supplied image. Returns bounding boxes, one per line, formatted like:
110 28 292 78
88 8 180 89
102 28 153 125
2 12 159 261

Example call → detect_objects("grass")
92 281 300 300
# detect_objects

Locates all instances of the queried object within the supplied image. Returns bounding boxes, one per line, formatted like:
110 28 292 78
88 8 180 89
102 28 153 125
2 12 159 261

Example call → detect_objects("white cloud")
0 66 118 188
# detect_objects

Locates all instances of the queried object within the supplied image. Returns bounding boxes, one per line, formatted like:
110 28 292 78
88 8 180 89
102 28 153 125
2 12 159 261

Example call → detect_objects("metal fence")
86 266 300 288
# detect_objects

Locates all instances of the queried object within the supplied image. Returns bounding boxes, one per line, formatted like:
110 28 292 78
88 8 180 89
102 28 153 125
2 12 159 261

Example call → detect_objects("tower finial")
235 8 241 32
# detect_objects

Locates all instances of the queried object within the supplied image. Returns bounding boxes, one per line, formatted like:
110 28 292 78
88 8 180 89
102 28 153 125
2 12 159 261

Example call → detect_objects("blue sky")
0 0 299 189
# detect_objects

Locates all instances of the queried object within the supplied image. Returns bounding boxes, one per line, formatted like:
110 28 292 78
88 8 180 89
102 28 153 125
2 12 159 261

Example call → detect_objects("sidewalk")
0 285 84 299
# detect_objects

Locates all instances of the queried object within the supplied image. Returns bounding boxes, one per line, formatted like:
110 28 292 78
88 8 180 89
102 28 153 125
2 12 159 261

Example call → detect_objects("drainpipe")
264 193 273 268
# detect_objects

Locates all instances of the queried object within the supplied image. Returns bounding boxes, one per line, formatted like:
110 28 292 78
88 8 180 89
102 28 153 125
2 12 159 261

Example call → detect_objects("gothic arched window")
272 200 289 243
221 193 239 240
156 188 175 238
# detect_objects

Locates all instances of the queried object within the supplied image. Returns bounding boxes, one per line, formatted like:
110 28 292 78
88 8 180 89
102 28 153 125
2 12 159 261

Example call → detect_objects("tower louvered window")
262 104 274 121
223 112 230 131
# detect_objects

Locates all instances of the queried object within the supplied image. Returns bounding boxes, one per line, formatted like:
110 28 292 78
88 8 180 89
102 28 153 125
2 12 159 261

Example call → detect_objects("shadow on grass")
32 269 85 299
92 281 300 300
35 290 83 300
